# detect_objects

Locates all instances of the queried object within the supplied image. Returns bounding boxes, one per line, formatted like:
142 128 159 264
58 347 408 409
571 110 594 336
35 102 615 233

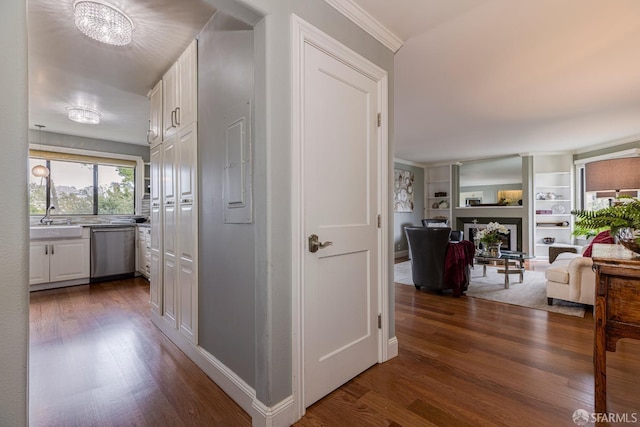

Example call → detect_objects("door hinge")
377 112 382 127
377 214 382 228
378 313 382 329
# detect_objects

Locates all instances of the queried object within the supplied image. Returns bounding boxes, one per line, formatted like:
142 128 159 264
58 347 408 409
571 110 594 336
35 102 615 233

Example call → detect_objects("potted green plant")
572 196 640 254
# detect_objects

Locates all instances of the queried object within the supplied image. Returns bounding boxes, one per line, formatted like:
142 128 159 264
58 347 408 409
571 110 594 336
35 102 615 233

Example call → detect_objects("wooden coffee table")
474 250 532 289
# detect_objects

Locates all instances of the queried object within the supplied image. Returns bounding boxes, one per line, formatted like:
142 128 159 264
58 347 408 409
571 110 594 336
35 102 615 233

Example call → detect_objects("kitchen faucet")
40 205 55 225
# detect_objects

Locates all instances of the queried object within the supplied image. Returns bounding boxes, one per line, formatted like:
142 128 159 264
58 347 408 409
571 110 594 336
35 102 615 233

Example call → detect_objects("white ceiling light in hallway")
67 106 101 124
73 0 134 46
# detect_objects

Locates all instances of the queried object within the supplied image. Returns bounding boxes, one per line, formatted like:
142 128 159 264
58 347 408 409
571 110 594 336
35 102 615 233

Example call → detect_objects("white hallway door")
303 40 382 407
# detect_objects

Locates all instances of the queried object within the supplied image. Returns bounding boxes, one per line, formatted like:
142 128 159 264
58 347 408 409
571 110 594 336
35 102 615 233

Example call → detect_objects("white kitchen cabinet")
137 226 151 279
162 62 179 139
177 40 197 128
150 39 198 344
178 123 197 202
150 144 163 205
177 123 197 341
29 241 50 285
163 136 177 203
163 203 177 328
29 232 90 288
150 143 163 315
148 80 163 146
162 39 197 140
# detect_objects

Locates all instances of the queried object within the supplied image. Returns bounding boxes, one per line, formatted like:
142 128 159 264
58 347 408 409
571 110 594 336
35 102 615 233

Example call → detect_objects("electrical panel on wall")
223 99 252 224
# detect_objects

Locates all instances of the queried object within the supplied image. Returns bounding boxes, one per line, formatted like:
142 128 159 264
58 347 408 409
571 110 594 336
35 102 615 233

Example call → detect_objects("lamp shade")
585 157 640 192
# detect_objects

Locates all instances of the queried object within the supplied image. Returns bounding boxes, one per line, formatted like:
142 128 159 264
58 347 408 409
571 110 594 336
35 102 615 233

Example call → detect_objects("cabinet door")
150 206 163 314
137 229 146 276
148 80 163 146
177 40 197 128
179 256 196 342
49 239 90 282
163 136 177 203
163 204 177 326
163 254 177 326
178 123 197 202
29 241 50 285
150 143 163 205
162 62 178 139
179 202 196 342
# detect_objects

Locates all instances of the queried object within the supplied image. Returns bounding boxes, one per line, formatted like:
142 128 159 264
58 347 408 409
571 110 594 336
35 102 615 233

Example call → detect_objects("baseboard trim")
252 395 296 427
150 312 294 427
387 336 398 359
29 277 89 292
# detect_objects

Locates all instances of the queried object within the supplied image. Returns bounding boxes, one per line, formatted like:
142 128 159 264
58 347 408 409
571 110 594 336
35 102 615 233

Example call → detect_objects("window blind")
29 149 136 168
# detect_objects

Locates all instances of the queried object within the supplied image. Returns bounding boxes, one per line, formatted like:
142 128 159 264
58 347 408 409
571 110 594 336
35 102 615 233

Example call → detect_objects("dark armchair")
404 227 475 295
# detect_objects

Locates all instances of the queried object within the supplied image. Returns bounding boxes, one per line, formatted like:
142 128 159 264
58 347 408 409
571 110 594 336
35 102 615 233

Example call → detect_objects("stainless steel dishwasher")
90 225 136 282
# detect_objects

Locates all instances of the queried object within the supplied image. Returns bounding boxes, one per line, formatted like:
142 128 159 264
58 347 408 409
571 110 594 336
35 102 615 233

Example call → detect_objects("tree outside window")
28 157 135 215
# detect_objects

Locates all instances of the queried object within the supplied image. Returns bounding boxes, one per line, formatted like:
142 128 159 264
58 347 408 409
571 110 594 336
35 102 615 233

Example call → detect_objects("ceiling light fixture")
32 125 50 179
67 106 101 124
73 0 133 46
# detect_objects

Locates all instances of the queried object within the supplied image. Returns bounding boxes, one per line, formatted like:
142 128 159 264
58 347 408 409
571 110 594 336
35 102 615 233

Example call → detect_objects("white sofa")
545 250 595 306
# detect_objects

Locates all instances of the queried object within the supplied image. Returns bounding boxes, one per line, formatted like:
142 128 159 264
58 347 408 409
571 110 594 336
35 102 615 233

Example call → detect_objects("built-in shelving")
533 155 576 259
426 165 452 224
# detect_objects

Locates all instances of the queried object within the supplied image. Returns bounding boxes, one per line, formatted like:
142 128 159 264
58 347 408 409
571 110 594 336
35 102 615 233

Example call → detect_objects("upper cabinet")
148 80 163 147
163 40 198 140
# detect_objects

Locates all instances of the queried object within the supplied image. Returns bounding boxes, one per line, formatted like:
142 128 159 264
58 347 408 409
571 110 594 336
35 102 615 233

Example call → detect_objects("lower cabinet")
29 233 90 288
137 226 151 279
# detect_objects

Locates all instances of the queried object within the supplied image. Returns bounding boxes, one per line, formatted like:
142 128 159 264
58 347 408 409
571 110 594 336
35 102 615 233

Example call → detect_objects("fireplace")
456 217 523 252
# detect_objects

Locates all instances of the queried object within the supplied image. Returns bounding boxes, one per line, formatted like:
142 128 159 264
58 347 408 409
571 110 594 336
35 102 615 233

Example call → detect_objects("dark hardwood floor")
30 273 640 426
29 278 251 427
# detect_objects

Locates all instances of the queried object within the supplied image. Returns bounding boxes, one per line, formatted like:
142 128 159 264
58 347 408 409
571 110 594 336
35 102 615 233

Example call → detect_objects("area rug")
394 261 586 317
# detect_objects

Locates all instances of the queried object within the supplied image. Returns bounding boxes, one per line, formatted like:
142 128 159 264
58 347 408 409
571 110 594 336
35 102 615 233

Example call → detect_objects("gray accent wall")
393 162 424 253
197 11 256 387
202 0 396 408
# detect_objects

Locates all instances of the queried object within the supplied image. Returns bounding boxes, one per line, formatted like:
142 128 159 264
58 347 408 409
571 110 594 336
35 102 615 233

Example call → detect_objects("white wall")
0 0 29 425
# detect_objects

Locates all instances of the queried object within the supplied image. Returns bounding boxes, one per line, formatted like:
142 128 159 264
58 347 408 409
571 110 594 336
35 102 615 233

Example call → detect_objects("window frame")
29 144 144 216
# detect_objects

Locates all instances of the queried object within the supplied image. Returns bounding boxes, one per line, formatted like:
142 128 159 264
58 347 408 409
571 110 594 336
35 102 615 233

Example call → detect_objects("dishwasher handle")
91 227 135 233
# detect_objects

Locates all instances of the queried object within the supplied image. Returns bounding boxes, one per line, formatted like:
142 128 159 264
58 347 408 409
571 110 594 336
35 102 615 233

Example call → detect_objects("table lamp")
586 157 640 200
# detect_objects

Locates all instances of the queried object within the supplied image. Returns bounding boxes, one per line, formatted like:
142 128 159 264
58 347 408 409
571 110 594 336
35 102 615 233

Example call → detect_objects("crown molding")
394 157 425 168
324 0 403 52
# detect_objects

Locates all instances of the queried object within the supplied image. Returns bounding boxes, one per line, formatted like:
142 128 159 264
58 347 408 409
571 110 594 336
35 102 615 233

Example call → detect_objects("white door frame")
290 14 390 419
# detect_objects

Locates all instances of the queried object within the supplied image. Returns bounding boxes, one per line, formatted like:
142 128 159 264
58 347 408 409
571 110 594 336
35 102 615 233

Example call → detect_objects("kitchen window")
29 152 136 216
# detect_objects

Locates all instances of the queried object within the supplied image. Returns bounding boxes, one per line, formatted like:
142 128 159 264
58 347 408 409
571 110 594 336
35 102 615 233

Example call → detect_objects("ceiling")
353 0 640 164
29 1 640 164
28 0 216 145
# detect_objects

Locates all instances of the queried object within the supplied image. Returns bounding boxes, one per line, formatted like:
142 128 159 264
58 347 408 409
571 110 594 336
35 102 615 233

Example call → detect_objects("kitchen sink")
30 225 83 240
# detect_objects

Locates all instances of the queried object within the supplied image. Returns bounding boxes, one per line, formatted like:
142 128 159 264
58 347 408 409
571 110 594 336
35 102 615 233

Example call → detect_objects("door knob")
308 234 333 253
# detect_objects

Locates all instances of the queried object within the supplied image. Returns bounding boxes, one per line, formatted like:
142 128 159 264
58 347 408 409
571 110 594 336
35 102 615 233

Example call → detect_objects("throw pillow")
582 230 615 257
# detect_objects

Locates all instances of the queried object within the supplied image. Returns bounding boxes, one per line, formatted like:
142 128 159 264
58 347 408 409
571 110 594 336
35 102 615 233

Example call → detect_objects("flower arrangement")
475 221 510 244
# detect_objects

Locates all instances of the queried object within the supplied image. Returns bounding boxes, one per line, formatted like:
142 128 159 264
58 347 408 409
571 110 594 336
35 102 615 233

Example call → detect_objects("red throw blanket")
444 240 475 296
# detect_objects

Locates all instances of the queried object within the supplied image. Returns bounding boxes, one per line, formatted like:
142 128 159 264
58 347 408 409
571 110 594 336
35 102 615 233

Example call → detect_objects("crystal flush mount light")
73 0 133 46
67 107 101 124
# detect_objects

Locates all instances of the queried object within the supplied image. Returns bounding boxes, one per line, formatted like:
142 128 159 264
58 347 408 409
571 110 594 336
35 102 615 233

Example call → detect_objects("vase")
482 242 502 258
617 228 640 256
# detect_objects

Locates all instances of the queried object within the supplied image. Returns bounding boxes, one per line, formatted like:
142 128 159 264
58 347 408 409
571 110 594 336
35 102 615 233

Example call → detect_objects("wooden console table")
592 244 640 414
